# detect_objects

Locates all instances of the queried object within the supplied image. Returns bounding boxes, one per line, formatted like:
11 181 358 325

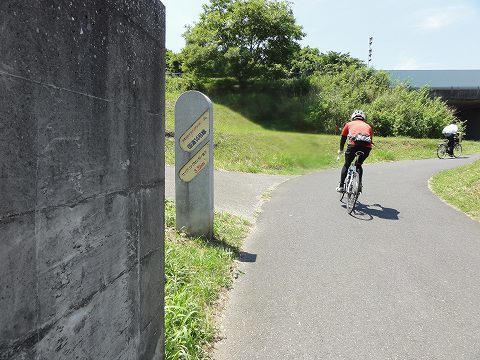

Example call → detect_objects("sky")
161 0 480 70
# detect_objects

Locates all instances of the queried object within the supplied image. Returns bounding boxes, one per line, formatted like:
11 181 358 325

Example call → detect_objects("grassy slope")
166 90 480 175
430 160 480 222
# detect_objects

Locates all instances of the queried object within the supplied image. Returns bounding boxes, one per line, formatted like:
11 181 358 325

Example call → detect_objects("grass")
166 90 480 175
164 200 250 360
430 160 480 222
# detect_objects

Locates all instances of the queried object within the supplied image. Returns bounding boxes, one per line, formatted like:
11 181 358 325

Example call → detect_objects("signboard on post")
175 91 214 238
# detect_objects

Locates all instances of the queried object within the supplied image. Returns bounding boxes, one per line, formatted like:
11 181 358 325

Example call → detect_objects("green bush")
202 78 312 131
305 66 390 133
166 75 194 94
168 66 458 138
196 77 311 95
305 67 457 137
365 85 456 138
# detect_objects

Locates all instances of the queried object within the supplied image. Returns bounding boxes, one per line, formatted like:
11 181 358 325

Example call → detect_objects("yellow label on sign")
179 110 210 152
179 142 210 182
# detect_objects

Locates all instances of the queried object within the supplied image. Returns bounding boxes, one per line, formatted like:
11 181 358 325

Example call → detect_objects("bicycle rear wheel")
346 173 359 214
339 173 351 203
437 144 447 159
453 143 462 157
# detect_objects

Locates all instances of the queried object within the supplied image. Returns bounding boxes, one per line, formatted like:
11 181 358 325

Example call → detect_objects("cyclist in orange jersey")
336 110 373 193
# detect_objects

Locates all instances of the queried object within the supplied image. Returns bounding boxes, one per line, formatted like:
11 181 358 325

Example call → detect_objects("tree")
289 48 366 78
289 46 322 77
181 0 305 84
166 49 183 74
317 51 365 73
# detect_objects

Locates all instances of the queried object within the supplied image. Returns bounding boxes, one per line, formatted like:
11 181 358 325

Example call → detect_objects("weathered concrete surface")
0 1 165 359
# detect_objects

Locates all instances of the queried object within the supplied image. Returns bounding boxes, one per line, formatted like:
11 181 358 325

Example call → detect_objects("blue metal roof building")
387 70 480 89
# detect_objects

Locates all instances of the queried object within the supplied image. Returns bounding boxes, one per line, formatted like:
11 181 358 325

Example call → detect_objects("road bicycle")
437 134 462 159
339 151 364 214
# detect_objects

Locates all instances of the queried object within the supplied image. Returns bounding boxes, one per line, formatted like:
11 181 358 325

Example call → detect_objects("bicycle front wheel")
437 144 447 159
346 173 359 214
453 143 462 158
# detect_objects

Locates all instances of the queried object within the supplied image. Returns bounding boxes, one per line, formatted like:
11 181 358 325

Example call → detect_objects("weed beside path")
430 160 480 222
164 201 250 360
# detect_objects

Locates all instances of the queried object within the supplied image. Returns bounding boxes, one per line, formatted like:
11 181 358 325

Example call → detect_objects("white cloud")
393 55 443 70
416 5 471 30
394 57 422 70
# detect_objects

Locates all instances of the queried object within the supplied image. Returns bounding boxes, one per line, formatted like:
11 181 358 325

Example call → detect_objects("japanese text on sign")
179 109 210 152
179 142 210 182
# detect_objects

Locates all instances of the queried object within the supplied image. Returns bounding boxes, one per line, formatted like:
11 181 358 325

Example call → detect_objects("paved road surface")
214 155 480 360
165 165 293 223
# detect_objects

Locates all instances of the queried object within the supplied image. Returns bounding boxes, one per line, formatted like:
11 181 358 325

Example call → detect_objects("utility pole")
368 36 373 67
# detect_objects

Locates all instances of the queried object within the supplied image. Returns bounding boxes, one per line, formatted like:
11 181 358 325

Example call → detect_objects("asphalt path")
165 165 293 223
214 155 480 360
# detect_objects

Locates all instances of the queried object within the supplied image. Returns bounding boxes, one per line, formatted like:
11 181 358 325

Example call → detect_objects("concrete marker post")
175 91 214 238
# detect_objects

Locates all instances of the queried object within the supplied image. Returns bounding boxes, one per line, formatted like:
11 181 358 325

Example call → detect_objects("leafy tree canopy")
181 0 305 83
317 51 365 73
289 46 322 77
290 48 366 77
166 49 183 74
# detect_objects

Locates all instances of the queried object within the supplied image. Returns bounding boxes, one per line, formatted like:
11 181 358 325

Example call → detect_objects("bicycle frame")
437 134 462 159
339 151 363 214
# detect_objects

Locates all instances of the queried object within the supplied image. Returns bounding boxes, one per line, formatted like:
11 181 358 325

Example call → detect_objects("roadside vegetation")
165 200 250 360
430 160 480 222
164 77 480 359
165 1 480 359
166 78 480 175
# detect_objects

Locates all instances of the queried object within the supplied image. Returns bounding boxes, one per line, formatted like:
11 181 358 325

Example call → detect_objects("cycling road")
214 155 480 360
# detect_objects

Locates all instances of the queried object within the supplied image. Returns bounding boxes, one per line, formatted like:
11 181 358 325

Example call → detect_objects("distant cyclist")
442 120 459 157
336 110 373 193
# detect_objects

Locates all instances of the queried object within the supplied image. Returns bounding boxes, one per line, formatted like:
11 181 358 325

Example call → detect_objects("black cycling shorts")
344 144 371 166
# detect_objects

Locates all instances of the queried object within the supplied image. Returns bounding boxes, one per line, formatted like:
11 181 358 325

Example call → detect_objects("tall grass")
306 68 457 137
165 201 250 360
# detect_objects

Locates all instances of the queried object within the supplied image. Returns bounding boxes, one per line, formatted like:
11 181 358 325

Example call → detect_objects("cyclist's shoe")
336 185 345 193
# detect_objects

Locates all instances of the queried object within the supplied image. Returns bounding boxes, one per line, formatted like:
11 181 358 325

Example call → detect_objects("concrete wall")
424 90 480 140
435 92 480 140
457 104 480 140
0 1 165 359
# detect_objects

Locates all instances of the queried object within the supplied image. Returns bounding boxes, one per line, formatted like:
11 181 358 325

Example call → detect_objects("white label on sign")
179 109 210 152
179 142 210 182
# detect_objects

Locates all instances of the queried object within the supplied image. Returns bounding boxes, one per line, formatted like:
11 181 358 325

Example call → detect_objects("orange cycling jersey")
341 120 373 148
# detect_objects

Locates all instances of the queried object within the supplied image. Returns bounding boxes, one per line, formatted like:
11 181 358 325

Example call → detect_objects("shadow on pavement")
348 202 400 221
238 251 257 263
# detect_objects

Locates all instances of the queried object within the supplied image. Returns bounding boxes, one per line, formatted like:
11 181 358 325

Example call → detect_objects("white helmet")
351 109 366 121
